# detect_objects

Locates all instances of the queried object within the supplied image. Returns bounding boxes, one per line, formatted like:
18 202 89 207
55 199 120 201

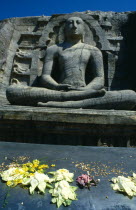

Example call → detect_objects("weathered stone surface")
0 19 14 94
0 105 136 146
0 11 135 93
0 105 136 125
0 11 135 109
0 11 136 145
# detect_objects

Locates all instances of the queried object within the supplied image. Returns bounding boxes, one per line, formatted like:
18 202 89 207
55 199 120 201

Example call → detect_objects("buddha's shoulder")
45 45 60 57
83 43 101 52
83 44 102 57
46 44 59 51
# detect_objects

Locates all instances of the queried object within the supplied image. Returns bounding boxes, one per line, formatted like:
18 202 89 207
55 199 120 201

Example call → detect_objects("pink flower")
76 174 91 186
76 174 99 189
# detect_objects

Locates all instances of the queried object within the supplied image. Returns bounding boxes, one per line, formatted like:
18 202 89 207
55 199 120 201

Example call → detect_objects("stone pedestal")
0 104 136 146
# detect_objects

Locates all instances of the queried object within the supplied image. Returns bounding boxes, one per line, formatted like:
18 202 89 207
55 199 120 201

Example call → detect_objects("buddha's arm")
40 46 59 90
85 48 104 90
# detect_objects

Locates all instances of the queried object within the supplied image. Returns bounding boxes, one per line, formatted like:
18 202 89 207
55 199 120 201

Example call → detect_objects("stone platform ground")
0 142 136 209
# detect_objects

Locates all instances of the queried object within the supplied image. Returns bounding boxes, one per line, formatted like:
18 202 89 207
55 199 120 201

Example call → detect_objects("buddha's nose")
73 22 77 29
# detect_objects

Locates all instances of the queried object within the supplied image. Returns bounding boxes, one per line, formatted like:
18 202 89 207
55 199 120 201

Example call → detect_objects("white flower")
49 180 77 208
34 172 51 183
49 169 74 182
111 175 136 197
1 167 24 182
1 167 16 181
29 178 39 194
22 172 53 194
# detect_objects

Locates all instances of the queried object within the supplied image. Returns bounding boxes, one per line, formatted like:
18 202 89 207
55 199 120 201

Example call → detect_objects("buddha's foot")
37 100 82 108
38 101 64 107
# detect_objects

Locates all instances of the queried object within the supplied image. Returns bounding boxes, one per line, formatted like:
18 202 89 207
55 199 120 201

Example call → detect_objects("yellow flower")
51 164 55 167
24 172 29 177
12 182 18 187
58 169 68 173
1 159 51 192
25 163 33 168
29 168 35 172
22 163 27 167
7 181 13 186
29 173 34 176
15 179 22 184
33 160 40 165
33 164 39 168
15 169 20 174
22 167 29 172
38 165 49 169
37 170 44 173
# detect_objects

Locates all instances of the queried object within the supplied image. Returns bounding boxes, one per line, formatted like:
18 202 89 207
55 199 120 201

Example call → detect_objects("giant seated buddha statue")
6 17 136 110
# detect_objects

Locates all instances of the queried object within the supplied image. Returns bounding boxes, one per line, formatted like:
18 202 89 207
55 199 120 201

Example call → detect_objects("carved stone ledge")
0 106 136 125
0 105 135 146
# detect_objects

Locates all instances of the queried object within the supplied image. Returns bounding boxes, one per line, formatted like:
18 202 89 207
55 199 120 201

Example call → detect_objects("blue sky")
0 0 136 20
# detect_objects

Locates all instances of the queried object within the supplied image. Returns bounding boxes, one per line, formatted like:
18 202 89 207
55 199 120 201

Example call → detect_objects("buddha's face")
65 17 84 40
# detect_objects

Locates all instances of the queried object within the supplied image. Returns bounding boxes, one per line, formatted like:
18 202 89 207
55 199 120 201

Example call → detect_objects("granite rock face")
0 11 136 99
0 11 136 145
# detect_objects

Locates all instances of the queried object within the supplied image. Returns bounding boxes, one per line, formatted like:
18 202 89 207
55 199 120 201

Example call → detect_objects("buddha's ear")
81 25 85 43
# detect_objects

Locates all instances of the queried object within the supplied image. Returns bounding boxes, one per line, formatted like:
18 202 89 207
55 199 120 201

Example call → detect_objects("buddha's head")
64 17 84 42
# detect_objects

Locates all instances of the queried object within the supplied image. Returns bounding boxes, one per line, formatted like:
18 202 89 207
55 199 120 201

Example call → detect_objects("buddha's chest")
58 47 91 68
